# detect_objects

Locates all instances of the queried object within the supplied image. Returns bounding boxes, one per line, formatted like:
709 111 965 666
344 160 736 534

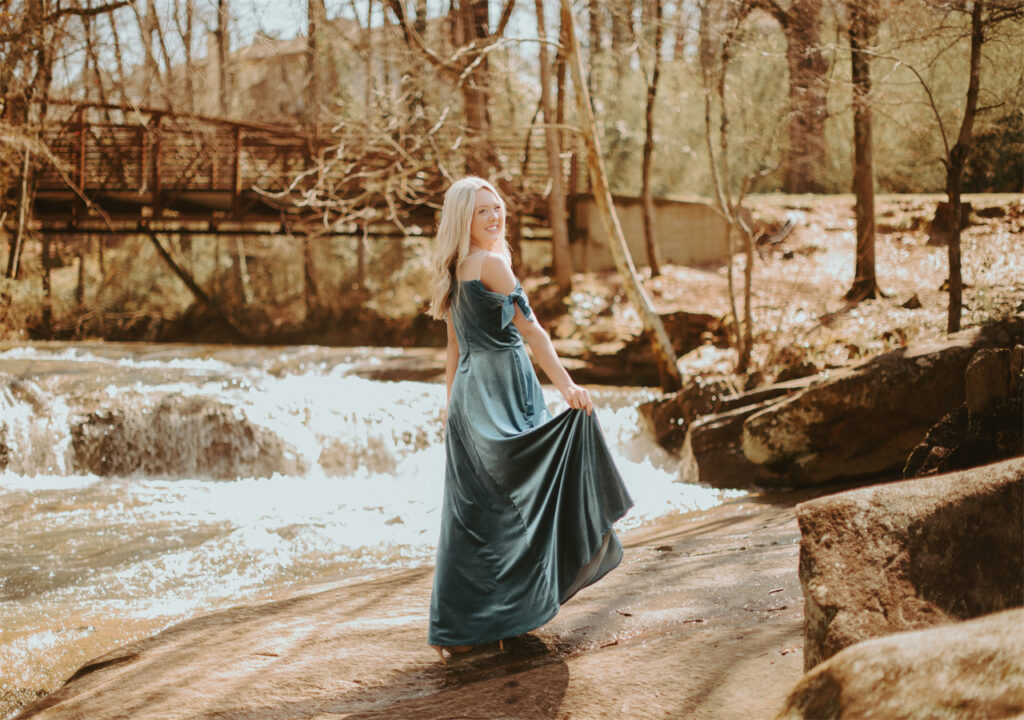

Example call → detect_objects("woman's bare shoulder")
480 252 518 294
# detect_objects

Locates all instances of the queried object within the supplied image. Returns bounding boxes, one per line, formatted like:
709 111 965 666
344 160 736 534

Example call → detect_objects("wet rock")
904 345 1023 478
637 376 733 454
796 457 1024 671
777 608 1024 720
678 377 814 489
742 318 1020 485
71 394 304 479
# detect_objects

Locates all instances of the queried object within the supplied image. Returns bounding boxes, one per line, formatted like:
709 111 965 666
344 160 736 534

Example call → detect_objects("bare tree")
173 0 198 112
216 0 231 116
750 0 831 193
561 0 682 391
307 0 328 135
933 0 1023 332
639 0 665 276
699 0 780 374
535 0 574 294
845 0 880 302
874 0 1023 330
386 0 516 177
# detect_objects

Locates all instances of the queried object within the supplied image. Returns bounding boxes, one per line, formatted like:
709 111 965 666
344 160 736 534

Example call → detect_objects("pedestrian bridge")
30 101 580 236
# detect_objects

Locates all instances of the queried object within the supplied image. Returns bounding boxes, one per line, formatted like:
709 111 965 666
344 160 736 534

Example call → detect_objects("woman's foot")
429 644 474 665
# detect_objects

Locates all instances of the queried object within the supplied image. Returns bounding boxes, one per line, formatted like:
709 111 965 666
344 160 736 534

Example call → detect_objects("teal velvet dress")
428 279 634 647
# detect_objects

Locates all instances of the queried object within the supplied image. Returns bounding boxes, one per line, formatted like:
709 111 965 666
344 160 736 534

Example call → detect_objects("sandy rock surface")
777 608 1024 720
17 495 810 720
796 457 1024 670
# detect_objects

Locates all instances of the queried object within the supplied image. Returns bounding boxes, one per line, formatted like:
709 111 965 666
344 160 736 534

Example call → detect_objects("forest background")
0 0 1021 381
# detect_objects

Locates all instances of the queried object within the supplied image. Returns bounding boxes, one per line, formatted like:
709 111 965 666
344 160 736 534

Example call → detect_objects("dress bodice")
451 280 535 354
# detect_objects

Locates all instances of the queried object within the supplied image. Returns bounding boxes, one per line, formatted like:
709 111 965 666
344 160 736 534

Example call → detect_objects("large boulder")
796 457 1023 671
777 608 1024 720
905 344 1024 477
742 317 1021 485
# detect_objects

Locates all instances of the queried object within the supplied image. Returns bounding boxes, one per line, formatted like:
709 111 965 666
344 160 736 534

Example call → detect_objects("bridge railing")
31 101 584 225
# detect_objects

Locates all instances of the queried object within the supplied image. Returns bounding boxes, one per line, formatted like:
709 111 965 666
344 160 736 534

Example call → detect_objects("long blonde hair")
427 176 511 320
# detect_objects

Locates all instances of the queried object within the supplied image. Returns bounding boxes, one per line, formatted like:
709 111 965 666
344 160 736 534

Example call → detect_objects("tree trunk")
234 237 253 305
560 0 681 392
180 0 197 111
535 0 573 294
41 234 52 337
459 0 498 177
133 0 161 105
845 0 878 302
557 2 571 187
7 149 31 279
610 0 633 85
782 0 828 193
641 0 664 277
945 0 984 334
365 0 375 109
307 0 327 135
742 221 753 371
303 235 320 317
587 0 604 97
216 0 231 116
700 3 756 373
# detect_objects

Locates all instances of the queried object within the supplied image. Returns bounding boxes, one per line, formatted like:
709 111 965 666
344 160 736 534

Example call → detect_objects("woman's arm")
480 254 593 414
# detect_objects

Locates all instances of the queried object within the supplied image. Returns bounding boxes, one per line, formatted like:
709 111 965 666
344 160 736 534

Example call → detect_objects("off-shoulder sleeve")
499 284 535 328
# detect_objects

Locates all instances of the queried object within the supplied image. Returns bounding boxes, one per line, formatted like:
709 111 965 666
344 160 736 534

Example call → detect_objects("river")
0 342 741 713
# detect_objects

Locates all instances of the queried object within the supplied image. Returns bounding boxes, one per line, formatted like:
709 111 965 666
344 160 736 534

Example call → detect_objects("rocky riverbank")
13 492 811 720
11 458 1023 720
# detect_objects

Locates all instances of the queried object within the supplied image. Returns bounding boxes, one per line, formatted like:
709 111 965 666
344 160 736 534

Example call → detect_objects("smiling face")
469 188 505 250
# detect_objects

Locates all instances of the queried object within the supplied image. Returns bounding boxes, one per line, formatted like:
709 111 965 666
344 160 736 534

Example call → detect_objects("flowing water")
0 342 741 712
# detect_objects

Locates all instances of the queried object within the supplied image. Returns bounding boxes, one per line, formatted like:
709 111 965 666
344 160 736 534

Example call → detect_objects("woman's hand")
560 382 593 415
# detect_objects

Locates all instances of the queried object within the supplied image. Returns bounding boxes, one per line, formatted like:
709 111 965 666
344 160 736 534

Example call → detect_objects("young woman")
426 176 633 663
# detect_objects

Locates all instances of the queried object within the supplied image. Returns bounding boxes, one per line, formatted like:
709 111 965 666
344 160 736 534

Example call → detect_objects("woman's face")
469 188 504 250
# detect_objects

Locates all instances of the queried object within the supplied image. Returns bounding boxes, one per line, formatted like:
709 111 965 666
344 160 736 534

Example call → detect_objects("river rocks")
677 377 815 488
777 608 1024 720
637 376 734 454
71 395 304 479
796 457 1024 671
741 318 1021 485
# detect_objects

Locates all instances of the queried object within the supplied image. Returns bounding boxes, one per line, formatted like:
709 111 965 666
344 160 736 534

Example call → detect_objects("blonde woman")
426 176 633 663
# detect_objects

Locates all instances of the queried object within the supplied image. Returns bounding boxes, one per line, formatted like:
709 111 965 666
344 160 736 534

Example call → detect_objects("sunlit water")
0 342 741 707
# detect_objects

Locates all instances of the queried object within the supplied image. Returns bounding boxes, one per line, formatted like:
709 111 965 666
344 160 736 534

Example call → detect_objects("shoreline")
12 490 815 720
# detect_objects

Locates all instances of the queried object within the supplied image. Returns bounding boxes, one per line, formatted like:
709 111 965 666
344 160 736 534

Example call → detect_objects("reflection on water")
0 342 741 711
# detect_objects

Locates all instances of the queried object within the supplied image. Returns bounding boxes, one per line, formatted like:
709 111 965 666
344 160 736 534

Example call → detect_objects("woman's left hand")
561 383 593 415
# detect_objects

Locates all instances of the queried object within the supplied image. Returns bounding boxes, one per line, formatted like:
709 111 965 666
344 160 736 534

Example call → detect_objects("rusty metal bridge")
28 101 580 236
